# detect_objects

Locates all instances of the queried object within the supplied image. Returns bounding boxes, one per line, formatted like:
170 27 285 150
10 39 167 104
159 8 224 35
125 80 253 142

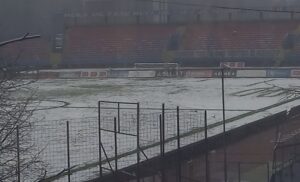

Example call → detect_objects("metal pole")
117 102 120 132
162 103 166 181
159 114 165 181
160 114 163 156
137 103 140 182
292 139 296 182
221 68 228 182
267 162 270 182
177 106 180 150
162 103 165 156
272 123 279 176
100 143 114 172
66 121 71 182
16 125 20 182
204 110 210 182
114 117 118 172
290 163 294 182
177 106 182 182
238 162 241 182
98 101 103 177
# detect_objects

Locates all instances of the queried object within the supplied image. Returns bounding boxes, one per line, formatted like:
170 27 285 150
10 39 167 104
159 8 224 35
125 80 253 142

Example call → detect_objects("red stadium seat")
63 21 300 67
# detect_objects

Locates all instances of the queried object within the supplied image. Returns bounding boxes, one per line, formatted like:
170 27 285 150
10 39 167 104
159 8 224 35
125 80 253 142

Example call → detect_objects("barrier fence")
271 115 300 182
10 101 300 182
22 67 300 79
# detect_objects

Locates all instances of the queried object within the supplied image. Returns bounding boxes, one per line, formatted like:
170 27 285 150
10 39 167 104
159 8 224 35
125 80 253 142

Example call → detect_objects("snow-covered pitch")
29 78 300 181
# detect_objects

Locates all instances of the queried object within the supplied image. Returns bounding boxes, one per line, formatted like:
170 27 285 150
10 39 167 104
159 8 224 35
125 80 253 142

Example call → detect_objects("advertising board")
38 72 59 79
128 71 156 78
236 70 267 78
59 72 81 78
213 70 237 78
80 70 107 78
185 70 213 78
109 70 129 78
267 69 290 78
291 69 300 77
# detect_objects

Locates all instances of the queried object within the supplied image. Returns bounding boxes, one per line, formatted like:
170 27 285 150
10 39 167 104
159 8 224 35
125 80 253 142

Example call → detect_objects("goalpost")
134 62 179 69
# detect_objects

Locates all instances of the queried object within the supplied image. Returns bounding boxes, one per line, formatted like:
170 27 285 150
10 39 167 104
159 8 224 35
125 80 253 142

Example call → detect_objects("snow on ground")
28 78 300 181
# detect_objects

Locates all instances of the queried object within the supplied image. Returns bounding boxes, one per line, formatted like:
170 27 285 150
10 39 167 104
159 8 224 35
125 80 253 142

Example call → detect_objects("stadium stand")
2 21 300 68
63 21 300 68
183 21 300 50
63 25 175 67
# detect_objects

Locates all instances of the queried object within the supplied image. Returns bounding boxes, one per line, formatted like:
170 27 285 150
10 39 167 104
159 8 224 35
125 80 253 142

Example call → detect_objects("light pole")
221 30 236 182
221 64 231 182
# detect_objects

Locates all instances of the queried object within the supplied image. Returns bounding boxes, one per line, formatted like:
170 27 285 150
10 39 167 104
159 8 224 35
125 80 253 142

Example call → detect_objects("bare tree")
0 34 46 181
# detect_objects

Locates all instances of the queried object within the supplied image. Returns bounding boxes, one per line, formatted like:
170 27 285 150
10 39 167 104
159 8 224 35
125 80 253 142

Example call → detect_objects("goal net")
134 62 179 69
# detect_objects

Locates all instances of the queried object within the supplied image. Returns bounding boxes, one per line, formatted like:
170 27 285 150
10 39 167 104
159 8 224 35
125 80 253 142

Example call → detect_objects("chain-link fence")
271 113 300 182
23 101 206 181
12 101 300 182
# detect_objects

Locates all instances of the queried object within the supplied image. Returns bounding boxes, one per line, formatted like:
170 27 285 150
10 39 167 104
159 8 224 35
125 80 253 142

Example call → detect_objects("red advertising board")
90 72 97 77
291 69 300 77
81 72 89 77
80 71 107 78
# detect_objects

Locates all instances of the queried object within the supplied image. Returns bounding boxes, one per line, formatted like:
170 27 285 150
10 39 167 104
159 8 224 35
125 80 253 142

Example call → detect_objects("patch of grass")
36 84 126 98
36 88 99 98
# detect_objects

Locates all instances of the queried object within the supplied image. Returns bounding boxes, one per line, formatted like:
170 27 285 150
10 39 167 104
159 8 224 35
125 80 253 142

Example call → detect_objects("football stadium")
1 0 300 181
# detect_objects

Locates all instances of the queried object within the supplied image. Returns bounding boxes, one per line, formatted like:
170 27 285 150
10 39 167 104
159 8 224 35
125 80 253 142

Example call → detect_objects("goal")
134 62 179 69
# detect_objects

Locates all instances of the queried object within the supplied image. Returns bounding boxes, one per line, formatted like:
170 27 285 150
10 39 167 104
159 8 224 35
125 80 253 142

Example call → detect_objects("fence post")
160 114 163 156
16 125 20 182
159 114 165 182
117 102 120 132
162 103 165 155
238 162 241 182
221 68 228 182
272 120 280 174
66 121 71 182
114 117 118 173
98 101 102 177
204 110 210 182
177 106 180 149
177 106 181 182
136 103 140 182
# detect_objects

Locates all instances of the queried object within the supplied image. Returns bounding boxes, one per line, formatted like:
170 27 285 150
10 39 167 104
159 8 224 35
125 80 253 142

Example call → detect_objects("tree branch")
0 33 41 47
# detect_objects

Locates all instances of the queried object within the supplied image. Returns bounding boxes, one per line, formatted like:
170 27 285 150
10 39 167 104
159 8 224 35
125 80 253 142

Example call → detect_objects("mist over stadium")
1 1 300 182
